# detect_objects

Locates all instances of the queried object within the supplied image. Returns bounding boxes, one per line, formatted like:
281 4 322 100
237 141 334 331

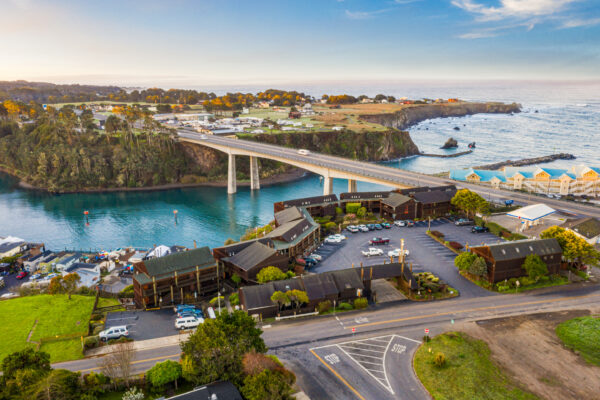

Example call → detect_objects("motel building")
450 164 600 197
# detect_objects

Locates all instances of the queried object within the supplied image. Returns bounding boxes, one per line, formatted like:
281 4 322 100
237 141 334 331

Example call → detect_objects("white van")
175 316 203 330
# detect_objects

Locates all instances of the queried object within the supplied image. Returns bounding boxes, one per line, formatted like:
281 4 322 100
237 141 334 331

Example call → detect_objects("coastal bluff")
359 102 522 131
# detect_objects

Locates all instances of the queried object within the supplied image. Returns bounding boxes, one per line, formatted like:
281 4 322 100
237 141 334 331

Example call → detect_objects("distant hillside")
0 80 122 103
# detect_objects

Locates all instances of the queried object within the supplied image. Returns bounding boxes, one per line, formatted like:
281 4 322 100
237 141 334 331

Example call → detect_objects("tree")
146 360 182 390
541 226 600 267
32 369 82 400
270 291 289 312
181 310 266 386
231 273 242 287
62 273 80 300
47 276 65 295
356 207 367 218
99 341 134 388
242 352 279 376
451 189 488 218
224 238 236 245
285 290 308 313
522 254 548 282
1 348 51 380
241 368 296 400
468 256 488 277
454 252 477 271
256 266 287 283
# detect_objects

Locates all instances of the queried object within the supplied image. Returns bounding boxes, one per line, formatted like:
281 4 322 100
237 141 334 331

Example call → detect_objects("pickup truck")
369 237 390 245
362 247 384 257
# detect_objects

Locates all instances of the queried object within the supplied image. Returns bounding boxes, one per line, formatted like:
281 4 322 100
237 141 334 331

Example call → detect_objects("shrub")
345 202 361 214
84 336 100 350
317 300 332 313
353 298 368 309
324 222 337 232
448 241 464 251
468 257 488 277
119 284 134 294
335 207 343 215
210 296 225 307
90 312 104 322
231 273 242 287
337 302 353 311
454 252 477 271
229 293 240 306
430 230 444 239
257 266 287 283
92 324 105 335
522 254 548 281
434 352 446 367
343 213 356 221
356 207 367 218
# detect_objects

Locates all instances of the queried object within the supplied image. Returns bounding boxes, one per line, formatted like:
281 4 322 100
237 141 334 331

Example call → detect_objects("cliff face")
360 102 521 131
239 130 420 161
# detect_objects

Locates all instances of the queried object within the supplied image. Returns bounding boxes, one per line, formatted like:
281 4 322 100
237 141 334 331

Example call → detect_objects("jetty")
473 153 576 170
420 150 473 158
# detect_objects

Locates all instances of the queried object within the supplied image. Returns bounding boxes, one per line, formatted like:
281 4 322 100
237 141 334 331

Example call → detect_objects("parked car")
374 224 383 230
178 310 204 319
30 273 42 280
174 304 196 313
0 276 4 288
118 268 132 277
394 220 406 227
405 220 415 227
47 273 58 279
358 225 369 232
471 226 490 233
387 248 410 258
296 257 316 267
366 224 376 231
455 218 474 226
99 325 129 341
309 253 322 261
297 149 310 155
346 225 359 233
16 271 27 280
381 222 391 229
362 247 384 257
369 237 390 245
324 236 342 244
304 256 318 264
175 316 204 330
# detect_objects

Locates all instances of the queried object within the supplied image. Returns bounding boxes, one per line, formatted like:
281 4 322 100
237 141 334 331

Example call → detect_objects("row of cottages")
132 247 219 308
239 263 417 319
562 217 600 247
470 238 563 283
450 164 600 197
213 207 320 283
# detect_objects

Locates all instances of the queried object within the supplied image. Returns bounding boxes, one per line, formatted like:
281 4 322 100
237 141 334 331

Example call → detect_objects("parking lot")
105 309 177 341
309 334 424 400
312 218 500 298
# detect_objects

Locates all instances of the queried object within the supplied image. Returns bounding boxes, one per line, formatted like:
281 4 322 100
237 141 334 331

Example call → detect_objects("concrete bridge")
177 130 434 195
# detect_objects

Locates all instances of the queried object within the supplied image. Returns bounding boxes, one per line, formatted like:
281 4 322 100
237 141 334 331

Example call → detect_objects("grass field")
414 332 538 400
0 294 119 363
556 316 600 366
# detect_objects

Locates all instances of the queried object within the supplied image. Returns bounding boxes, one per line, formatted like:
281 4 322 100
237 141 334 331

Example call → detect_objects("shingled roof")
340 191 390 201
381 193 412 208
301 273 339 300
142 246 215 277
274 206 303 226
282 194 339 208
222 242 277 272
484 238 562 262
562 217 600 240
412 189 456 204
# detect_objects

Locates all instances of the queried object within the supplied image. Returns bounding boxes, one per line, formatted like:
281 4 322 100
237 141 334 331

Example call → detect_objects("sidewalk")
86 333 190 357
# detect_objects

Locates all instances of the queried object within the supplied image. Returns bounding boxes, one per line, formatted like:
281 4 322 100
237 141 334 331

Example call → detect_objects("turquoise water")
1 81 598 250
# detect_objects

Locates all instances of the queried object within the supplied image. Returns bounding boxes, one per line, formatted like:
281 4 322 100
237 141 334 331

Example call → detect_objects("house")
23 250 54 272
165 381 242 400
0 237 27 259
288 111 301 119
340 191 390 214
63 262 101 287
133 247 219 308
411 188 457 218
470 238 562 283
56 253 81 272
220 241 289 282
562 217 600 245
266 209 320 257
273 194 339 218
381 193 417 220
301 103 315 116
450 164 600 197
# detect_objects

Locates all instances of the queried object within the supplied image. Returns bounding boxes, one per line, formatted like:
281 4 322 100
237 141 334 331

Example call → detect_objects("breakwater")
420 150 473 158
473 153 576 170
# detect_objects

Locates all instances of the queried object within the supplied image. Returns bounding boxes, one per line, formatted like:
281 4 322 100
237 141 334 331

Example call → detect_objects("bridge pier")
227 153 236 194
250 156 260 190
348 179 357 192
323 176 333 196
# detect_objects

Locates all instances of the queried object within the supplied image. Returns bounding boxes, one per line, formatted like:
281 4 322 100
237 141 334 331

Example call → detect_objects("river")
1 81 598 250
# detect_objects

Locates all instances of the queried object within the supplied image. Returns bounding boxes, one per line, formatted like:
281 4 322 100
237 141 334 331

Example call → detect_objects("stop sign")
424 328 429 334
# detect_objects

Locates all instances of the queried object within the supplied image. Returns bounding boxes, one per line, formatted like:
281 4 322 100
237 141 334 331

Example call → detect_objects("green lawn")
556 316 600 366
414 332 538 400
0 294 119 363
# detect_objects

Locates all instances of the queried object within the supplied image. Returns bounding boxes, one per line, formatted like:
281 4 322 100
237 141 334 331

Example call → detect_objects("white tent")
145 245 171 259
507 203 556 231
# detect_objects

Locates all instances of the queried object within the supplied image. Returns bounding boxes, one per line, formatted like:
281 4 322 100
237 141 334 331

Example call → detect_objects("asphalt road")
54 281 600 399
177 131 600 219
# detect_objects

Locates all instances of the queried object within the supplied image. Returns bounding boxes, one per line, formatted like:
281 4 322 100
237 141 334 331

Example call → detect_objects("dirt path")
461 309 600 400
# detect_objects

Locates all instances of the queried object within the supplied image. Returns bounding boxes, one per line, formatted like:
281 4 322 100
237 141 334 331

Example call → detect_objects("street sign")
424 328 429 334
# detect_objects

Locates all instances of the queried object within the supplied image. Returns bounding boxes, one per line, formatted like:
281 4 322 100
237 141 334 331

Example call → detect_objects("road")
54 281 600 399
177 130 600 219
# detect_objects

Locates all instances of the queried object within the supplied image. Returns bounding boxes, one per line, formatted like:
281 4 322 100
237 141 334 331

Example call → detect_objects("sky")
1 0 599 86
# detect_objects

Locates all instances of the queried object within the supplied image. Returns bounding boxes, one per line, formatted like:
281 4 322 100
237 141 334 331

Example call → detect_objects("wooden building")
411 188 456 218
220 241 289 282
132 247 219 308
381 193 417 220
273 195 339 218
470 238 562 283
340 191 390 214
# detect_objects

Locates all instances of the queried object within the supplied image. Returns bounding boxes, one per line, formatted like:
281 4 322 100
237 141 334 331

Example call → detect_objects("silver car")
99 325 129 341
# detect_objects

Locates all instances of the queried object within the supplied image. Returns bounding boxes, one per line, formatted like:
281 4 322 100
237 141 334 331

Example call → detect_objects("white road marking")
340 346 385 353
342 352 384 360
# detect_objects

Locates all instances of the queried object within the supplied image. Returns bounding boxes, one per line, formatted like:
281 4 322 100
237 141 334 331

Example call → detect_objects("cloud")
452 0 578 22
345 8 392 19
560 16 600 28
458 31 499 39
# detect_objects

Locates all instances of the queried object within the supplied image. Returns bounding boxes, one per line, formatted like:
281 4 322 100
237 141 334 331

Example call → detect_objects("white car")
199 134 208 139
388 248 410 258
99 325 129 342
324 236 342 244
394 220 406 227
310 253 323 261
297 149 310 155
358 225 369 232
346 225 359 233
362 247 384 257
175 316 204 330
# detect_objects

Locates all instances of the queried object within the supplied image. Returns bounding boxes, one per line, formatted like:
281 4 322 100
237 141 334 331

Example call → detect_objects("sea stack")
441 137 458 149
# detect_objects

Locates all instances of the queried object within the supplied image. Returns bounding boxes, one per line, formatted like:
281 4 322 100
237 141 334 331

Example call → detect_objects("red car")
369 237 390 245
16 271 27 279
